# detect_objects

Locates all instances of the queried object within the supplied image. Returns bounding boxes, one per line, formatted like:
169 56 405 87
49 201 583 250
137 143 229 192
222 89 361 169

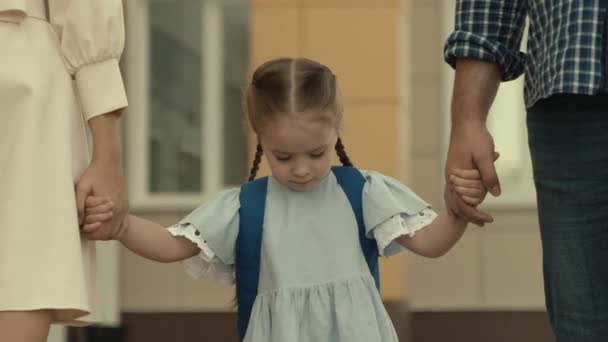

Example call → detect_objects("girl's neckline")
269 169 333 193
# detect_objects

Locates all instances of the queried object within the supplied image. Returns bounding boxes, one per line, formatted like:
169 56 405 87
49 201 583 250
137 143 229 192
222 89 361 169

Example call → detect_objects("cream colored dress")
0 0 127 325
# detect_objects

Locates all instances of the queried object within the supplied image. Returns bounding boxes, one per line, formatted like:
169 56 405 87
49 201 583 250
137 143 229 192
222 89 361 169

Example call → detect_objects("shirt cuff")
75 58 128 121
444 31 526 81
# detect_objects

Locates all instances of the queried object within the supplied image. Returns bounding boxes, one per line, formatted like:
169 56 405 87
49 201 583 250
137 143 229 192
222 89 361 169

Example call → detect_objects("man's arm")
445 59 501 225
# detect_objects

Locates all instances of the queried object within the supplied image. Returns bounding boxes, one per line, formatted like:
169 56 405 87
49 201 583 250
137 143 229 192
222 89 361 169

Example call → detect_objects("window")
125 0 250 210
440 4 536 208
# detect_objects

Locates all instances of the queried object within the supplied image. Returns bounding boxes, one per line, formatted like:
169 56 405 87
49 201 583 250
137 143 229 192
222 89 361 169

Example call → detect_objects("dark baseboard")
67 326 126 342
410 311 555 342
68 312 237 342
68 301 408 342
69 308 554 342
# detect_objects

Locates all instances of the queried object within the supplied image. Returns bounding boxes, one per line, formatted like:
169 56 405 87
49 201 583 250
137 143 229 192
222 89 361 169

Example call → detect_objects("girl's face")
259 113 338 192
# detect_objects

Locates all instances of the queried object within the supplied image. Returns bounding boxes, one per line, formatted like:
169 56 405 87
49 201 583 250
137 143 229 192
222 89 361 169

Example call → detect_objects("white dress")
0 0 127 325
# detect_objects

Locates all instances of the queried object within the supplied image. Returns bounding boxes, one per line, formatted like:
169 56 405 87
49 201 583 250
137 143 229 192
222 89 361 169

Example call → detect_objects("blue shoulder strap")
331 166 380 289
235 177 268 341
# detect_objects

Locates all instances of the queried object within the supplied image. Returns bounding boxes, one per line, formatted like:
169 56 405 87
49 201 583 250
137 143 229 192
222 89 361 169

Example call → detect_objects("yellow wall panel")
302 8 400 102
379 255 407 301
251 8 300 67
252 0 299 7
340 105 401 177
302 0 399 8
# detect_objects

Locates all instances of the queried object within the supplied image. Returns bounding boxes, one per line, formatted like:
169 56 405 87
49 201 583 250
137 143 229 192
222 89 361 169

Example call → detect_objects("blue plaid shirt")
444 0 608 107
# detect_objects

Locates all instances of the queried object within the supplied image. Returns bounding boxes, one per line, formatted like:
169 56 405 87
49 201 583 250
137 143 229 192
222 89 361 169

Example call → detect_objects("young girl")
83 57 487 342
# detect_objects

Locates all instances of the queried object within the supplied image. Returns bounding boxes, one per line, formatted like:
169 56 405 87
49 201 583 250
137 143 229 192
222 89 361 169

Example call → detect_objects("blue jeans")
527 94 608 341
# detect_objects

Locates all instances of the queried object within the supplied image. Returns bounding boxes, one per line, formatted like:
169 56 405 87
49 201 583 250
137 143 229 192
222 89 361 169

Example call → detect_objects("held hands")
444 122 501 226
75 158 129 240
448 169 487 207
80 196 126 240
447 151 500 217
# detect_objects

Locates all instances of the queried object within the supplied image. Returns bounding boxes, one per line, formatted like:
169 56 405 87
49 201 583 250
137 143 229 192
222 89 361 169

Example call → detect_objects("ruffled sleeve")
167 188 241 284
361 170 437 256
48 0 128 121
167 223 234 285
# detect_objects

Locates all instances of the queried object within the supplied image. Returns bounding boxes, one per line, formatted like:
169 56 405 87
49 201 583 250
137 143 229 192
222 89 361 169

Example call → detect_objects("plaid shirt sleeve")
444 0 528 81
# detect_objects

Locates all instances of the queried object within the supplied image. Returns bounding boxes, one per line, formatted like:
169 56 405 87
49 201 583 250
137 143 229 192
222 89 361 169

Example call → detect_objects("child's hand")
82 196 115 233
448 169 487 207
448 151 499 207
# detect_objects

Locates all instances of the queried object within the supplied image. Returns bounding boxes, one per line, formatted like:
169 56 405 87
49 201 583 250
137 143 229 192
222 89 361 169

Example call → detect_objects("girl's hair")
244 57 353 181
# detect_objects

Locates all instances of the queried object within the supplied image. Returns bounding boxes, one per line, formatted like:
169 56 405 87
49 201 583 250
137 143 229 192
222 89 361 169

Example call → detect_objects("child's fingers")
449 175 484 189
86 201 115 215
85 196 112 208
85 212 114 224
451 168 481 180
461 195 482 206
81 222 102 234
454 186 485 198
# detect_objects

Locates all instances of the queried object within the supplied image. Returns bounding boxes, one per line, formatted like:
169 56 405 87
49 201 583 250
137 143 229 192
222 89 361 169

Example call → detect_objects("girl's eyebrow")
271 144 328 155
309 145 328 153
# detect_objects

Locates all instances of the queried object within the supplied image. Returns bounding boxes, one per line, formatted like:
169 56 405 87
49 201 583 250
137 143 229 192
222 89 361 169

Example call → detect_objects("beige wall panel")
410 1 442 82
409 230 482 309
121 250 181 309
411 79 441 156
180 276 236 311
482 214 545 308
411 155 442 209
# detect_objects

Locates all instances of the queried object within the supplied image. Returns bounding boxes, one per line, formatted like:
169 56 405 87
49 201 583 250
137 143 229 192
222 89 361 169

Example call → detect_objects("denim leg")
527 95 608 342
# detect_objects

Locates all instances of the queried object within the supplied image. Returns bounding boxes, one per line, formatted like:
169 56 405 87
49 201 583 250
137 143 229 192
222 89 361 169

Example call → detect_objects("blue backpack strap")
235 177 268 341
332 166 380 289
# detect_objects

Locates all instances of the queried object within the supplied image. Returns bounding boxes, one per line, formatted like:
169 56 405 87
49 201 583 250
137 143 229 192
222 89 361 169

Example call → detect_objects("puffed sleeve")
361 170 437 256
167 188 241 284
48 0 128 121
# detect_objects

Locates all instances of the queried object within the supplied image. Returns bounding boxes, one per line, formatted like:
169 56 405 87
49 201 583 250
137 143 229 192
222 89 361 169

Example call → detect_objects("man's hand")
444 121 500 226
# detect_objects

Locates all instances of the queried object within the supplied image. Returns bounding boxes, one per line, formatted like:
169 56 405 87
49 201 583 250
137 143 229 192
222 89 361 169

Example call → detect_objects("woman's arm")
77 111 129 241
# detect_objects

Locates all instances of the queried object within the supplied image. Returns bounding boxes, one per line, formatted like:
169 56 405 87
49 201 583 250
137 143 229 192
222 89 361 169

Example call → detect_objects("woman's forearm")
88 110 123 164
